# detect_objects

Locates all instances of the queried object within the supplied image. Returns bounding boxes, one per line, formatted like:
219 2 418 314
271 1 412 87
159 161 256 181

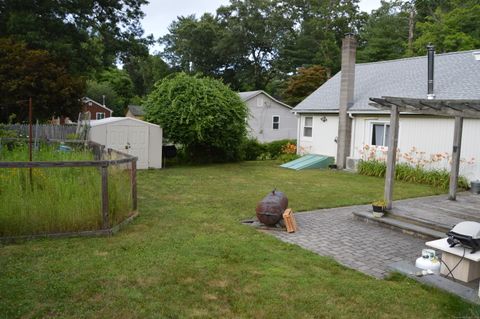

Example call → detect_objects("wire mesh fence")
0 139 137 239
1 123 79 140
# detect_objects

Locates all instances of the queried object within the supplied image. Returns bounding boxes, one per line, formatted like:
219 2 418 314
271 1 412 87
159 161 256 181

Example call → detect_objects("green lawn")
1 161 478 318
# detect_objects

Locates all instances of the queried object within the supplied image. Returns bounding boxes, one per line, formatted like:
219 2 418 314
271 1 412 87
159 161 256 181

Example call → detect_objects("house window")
96 112 105 120
371 123 390 146
303 117 313 137
272 116 280 130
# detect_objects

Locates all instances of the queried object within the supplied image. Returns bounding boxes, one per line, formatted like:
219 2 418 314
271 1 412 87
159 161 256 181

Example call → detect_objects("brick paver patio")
268 205 428 278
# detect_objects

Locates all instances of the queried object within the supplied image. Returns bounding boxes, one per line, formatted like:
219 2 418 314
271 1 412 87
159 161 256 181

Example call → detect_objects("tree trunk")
408 8 416 54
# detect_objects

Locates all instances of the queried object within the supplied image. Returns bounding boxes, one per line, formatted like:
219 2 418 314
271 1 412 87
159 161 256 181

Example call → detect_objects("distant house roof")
128 104 145 116
293 49 480 114
238 90 292 109
82 97 113 113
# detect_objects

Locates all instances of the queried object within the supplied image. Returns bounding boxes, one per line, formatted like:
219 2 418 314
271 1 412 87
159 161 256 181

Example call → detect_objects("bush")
0 124 18 138
277 153 300 163
264 139 296 159
357 160 469 190
145 73 248 163
241 139 297 161
241 138 267 161
357 160 386 177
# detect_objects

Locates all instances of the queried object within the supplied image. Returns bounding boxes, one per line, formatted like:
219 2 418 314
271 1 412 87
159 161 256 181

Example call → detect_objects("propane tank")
415 249 440 274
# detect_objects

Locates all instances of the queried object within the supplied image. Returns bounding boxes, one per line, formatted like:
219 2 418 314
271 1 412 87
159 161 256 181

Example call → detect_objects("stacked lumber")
283 208 298 233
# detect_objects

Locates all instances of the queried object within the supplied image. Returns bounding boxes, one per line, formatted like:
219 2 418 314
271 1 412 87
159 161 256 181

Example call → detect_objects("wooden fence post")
101 164 110 229
131 160 137 211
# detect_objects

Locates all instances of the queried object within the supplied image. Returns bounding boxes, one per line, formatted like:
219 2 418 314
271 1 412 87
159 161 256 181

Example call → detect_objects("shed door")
127 126 149 169
107 125 128 152
106 125 149 169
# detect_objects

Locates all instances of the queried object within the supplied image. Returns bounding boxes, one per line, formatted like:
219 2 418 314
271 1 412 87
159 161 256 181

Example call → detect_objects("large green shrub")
264 139 296 159
241 138 297 161
357 160 469 190
241 138 267 161
144 73 248 162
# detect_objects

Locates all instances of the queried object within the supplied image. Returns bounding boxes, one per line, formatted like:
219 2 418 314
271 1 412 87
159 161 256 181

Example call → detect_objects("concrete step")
353 211 445 240
387 212 451 234
388 261 479 304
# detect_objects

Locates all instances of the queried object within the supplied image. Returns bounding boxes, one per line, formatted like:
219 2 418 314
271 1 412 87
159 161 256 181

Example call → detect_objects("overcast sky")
141 0 382 53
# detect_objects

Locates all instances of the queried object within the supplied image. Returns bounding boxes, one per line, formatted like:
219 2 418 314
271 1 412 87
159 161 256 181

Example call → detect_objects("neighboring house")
82 97 113 120
239 90 297 143
293 34 480 180
126 104 145 120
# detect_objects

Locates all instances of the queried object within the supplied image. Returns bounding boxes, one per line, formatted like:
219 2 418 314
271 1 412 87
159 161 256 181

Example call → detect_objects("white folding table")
426 238 480 283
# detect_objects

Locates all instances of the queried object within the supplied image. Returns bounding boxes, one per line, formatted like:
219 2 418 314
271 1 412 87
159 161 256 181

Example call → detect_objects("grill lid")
449 221 480 239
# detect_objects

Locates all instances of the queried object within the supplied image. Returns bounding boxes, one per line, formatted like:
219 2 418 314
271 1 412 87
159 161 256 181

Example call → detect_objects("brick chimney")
336 34 356 169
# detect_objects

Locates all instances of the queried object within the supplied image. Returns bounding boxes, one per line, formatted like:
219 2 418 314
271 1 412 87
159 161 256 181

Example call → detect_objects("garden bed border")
0 212 139 244
0 140 138 241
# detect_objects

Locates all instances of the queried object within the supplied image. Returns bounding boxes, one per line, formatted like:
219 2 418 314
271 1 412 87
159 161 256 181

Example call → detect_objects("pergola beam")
369 96 480 205
369 97 480 119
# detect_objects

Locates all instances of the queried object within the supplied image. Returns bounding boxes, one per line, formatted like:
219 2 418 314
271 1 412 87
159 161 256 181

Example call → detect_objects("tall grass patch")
108 164 133 225
0 142 133 236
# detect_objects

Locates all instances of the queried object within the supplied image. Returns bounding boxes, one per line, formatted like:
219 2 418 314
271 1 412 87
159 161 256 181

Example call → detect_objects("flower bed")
357 145 471 190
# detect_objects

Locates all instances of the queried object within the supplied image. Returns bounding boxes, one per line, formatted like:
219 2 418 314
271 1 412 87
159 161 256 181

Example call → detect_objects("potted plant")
372 200 386 217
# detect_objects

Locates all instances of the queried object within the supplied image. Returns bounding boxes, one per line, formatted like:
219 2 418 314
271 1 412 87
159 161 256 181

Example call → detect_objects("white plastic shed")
89 117 162 169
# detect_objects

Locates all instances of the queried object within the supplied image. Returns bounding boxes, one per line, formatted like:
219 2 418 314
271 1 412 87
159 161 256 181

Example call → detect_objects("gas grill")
447 221 480 254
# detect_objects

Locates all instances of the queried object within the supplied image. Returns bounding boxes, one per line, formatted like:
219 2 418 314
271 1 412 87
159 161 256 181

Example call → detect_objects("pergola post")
384 104 400 210
449 116 463 200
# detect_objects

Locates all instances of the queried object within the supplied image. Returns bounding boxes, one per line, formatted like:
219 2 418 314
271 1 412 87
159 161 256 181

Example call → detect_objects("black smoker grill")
447 221 480 254
255 190 288 226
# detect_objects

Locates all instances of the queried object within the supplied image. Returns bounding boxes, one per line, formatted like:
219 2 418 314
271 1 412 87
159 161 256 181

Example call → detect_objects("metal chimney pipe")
427 44 435 99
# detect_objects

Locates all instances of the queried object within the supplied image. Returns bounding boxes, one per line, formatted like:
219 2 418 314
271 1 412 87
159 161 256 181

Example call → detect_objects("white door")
107 125 129 153
106 125 149 169
127 126 149 169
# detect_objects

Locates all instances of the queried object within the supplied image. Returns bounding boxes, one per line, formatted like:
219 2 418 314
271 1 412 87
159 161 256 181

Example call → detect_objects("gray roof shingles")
293 49 480 113
128 104 145 116
238 90 262 101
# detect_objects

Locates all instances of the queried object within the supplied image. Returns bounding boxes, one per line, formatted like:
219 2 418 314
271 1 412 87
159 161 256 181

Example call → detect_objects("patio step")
386 212 451 234
353 211 445 240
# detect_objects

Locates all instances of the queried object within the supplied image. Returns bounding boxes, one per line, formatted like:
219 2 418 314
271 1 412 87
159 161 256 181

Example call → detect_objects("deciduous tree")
0 0 152 74
124 54 171 96
95 68 135 113
144 73 248 162
281 65 330 106
0 38 84 122
357 0 410 62
413 0 480 54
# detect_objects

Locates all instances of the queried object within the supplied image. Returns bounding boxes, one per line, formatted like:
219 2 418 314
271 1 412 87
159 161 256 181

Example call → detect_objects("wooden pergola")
369 96 480 210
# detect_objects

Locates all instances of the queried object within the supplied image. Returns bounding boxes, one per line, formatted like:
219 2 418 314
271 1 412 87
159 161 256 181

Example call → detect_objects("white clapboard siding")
297 114 338 157
351 116 480 181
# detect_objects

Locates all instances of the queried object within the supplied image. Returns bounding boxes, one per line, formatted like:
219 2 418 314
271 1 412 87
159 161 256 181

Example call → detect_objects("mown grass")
0 143 132 236
0 161 478 318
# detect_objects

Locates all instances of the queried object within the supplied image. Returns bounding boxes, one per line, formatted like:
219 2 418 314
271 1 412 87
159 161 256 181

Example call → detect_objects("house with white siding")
293 35 480 181
239 90 297 143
